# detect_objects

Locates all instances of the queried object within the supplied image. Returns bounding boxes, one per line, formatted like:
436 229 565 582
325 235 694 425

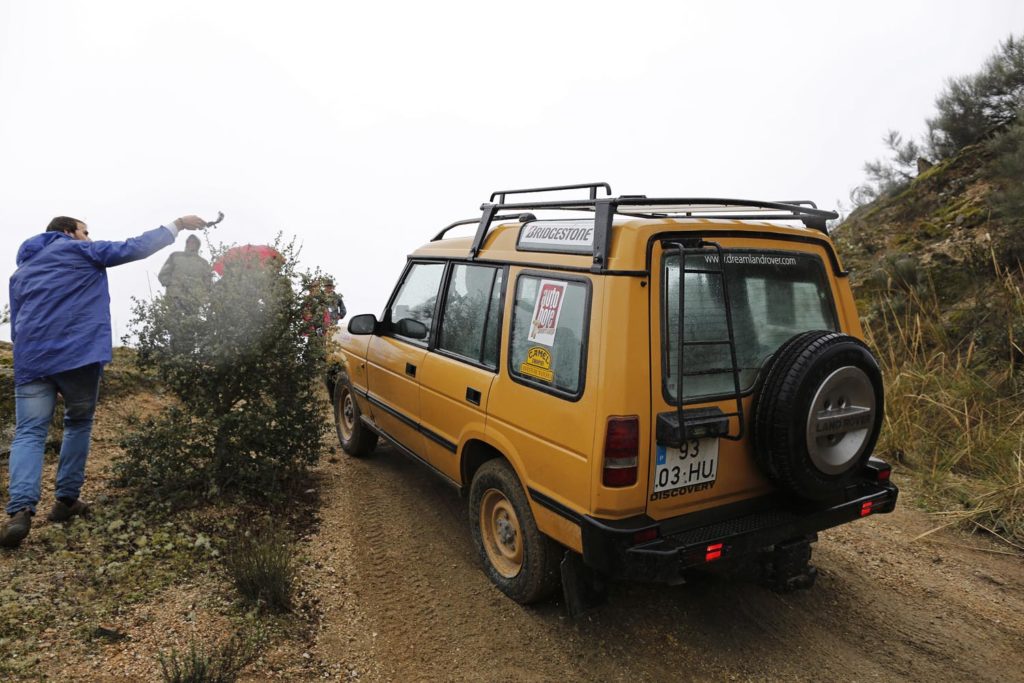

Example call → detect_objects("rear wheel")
334 373 378 457
469 459 561 604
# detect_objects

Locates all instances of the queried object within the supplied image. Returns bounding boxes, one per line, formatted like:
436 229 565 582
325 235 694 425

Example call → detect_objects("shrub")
847 34 1023 214
986 117 1024 223
850 130 921 207
158 632 259 683
927 34 1024 158
225 524 296 612
116 236 330 505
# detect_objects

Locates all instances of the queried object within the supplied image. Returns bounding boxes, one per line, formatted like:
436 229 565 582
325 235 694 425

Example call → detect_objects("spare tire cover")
753 330 884 501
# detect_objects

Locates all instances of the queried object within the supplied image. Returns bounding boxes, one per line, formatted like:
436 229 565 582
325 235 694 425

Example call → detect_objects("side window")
388 262 445 342
438 265 503 369
509 274 588 397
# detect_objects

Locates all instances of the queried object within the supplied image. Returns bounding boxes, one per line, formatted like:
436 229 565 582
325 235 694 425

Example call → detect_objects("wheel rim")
805 366 876 474
479 488 523 578
338 390 355 441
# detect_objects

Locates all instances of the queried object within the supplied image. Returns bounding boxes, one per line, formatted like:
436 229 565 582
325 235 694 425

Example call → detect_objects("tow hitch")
760 534 818 593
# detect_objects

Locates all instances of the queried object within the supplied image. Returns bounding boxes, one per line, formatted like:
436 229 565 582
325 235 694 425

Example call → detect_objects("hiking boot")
47 498 92 523
0 509 32 548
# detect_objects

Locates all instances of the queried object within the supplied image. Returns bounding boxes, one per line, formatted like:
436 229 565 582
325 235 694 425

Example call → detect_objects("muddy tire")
334 372 378 457
469 459 562 604
753 330 884 501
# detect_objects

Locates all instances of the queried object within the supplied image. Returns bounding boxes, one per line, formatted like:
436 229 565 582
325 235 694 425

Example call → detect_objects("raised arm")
84 216 207 268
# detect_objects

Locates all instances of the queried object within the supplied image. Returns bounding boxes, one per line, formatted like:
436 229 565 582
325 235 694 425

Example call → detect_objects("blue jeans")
6 364 102 515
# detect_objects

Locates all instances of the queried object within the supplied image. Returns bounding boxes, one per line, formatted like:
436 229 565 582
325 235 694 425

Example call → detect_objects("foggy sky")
2 0 1022 343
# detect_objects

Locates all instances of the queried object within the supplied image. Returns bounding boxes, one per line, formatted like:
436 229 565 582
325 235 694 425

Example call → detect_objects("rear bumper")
579 479 899 583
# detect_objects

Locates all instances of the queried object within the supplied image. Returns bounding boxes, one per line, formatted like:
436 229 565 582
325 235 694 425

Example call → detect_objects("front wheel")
468 459 561 604
334 373 378 457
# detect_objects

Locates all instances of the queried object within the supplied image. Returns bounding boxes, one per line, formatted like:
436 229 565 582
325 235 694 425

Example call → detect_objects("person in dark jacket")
0 214 207 548
158 234 212 313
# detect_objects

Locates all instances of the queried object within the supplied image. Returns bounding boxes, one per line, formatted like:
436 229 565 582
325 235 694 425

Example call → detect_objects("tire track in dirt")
311 444 605 681
308 446 1024 682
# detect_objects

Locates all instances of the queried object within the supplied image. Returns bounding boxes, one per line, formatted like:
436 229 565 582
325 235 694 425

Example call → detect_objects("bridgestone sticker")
520 346 554 383
528 279 567 347
518 220 595 254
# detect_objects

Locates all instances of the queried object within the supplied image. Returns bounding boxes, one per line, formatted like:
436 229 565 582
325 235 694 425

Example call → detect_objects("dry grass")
158 631 261 683
225 525 297 613
865 256 1024 546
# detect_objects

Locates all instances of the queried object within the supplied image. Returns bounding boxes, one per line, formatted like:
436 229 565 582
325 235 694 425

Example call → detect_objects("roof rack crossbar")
489 182 613 204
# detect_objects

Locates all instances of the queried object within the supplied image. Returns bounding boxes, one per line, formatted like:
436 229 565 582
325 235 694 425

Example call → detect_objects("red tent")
211 244 283 276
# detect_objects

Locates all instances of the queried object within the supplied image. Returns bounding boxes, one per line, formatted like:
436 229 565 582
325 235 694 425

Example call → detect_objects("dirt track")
305 443 1024 682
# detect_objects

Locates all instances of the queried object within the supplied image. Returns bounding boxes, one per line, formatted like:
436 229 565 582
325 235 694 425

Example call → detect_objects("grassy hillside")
834 141 1024 547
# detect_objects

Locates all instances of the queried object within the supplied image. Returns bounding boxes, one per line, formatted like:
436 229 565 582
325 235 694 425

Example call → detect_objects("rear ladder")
659 239 745 445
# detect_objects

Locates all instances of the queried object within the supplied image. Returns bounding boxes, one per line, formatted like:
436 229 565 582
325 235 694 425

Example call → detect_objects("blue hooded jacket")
9 226 176 385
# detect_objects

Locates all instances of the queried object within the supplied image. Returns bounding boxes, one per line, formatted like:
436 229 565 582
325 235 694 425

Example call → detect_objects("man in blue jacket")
1 214 208 548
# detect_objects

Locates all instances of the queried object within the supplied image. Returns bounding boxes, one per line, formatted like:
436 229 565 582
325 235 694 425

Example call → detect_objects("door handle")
405 362 417 377
466 387 481 405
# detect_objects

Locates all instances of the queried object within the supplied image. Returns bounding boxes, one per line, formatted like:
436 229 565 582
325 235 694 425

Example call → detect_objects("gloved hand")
171 215 208 231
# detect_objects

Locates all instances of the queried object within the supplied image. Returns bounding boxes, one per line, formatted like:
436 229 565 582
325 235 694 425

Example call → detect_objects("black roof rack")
489 182 612 204
452 183 838 272
432 214 536 242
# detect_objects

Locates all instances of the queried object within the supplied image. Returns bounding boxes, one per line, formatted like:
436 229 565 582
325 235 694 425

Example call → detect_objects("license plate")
654 438 719 493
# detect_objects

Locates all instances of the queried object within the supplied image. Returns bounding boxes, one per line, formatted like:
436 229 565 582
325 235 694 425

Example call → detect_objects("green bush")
847 34 1022 212
987 117 1024 223
225 524 297 612
116 237 329 505
850 130 921 207
927 34 1023 158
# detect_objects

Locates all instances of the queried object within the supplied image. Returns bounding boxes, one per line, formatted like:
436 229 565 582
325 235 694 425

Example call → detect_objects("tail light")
860 501 874 517
866 459 892 482
632 527 659 544
705 542 724 562
603 416 639 487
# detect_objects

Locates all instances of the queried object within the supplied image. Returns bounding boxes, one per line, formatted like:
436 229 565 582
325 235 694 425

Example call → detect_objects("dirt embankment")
306 443 1024 682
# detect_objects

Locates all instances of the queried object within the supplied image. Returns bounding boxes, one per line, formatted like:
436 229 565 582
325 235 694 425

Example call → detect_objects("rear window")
663 250 837 403
509 274 589 398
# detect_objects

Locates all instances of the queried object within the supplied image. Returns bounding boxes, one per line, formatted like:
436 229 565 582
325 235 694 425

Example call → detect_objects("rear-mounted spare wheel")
753 330 884 501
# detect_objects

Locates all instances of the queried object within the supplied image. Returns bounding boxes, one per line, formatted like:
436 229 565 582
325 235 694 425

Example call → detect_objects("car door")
484 268 597 511
365 261 445 457
418 264 505 481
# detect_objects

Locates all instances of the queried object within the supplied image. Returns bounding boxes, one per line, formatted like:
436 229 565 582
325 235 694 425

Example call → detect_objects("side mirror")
395 317 428 340
347 314 378 335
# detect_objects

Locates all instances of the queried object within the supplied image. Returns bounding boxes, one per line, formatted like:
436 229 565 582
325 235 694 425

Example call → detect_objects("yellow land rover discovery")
334 183 897 613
